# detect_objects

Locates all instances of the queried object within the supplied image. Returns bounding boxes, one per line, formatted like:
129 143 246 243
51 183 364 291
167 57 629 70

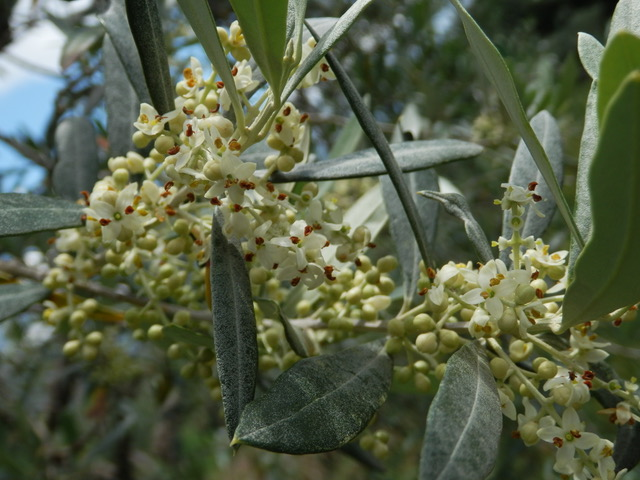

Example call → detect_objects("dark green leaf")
281 0 374 102
162 325 215 349
447 0 583 250
502 111 563 256
255 298 311 358
229 0 289 95
264 140 482 182
60 25 104 69
99 0 151 105
233 340 392 454
53 117 99 201
210 210 258 441
382 169 439 304
418 191 493 263
125 0 174 115
0 283 50 322
614 423 640 473
0 194 84 237
597 32 640 124
419 342 501 480
562 72 640 330
103 35 138 155
578 32 604 81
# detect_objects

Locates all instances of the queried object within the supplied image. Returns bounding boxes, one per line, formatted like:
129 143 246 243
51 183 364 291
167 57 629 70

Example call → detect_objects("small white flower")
134 103 178 136
84 183 146 243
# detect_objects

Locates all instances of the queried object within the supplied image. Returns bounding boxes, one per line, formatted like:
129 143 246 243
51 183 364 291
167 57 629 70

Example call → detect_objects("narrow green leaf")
382 170 439 304
597 32 640 124
266 140 482 182
162 325 215 349
53 117 99 201
418 191 493 263
255 298 311 358
502 111 563 250
99 0 151 104
419 342 501 480
614 423 640 473
210 210 258 441
281 0 374 102
570 82 599 276
562 72 640 330
229 0 289 95
103 35 138 155
177 0 244 129
125 0 174 115
608 0 640 41
578 32 604 81
0 194 84 237
0 283 50 322
60 25 104 69
233 340 392 454
447 0 583 250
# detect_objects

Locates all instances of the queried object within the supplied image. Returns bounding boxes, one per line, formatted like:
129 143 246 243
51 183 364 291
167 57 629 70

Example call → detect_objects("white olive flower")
134 103 178 136
84 183 145 244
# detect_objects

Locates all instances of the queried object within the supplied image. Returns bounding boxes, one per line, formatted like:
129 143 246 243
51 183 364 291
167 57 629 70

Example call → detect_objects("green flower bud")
413 313 436 333
372 441 389 459
414 372 432 392
536 360 558 380
515 284 536 305
413 360 430 374
376 255 398 273
520 421 540 446
154 135 175 154
69 310 87 328
416 332 438 354
387 318 405 337
439 329 460 349
259 354 278 371
147 324 164 341
263 328 281 349
378 277 395 295
82 344 99 361
509 339 533 362
385 337 404 355
133 131 152 148
365 268 380 285
490 357 510 380
394 365 412 383
63 339 81 357
167 343 183 359
276 155 296 172
435 363 447 380
166 237 187 255
359 434 376 450
85 331 103 346
181 362 197 379
295 299 312 317
173 219 190 236
173 310 191 326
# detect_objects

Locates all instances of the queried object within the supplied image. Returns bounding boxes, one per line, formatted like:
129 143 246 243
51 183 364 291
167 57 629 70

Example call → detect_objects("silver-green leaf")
233 340 392 454
0 283 51 322
578 32 604 81
0 194 84 237
419 342 501 480
210 210 258 441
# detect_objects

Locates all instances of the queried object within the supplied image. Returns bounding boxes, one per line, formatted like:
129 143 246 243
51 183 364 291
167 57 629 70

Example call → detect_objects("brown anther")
239 180 256 190
418 287 429 296
231 66 238 76
321 63 330 72
244 252 255 262
216 81 224 89
164 181 174 191
304 225 313 236
568 371 577 381
324 265 336 281
323 241 330 248
124 205 135 215
291 277 301 286
80 190 90 203
80 214 87 223
355 257 362 267
194 239 203 246
570 430 582 439
229 140 241 151
182 106 194 115
552 437 563 448
367 242 377 248
47 237 56 245
186 192 196 202
489 278 501 287
272 263 278 270
290 236 301 245
165 206 177 216
528 317 536 325
275 123 283 133
427 267 436 279
582 370 595 380
255 237 264 246
300 113 309 123
528 181 538 191
532 194 542 202
277 193 288 201
233 204 243 212
99 218 111 226
214 138 224 149
312 222 322 230
631 305 638 311
609 413 618 424
186 123 194 136
535 288 544 299
614 318 623 327
511 431 521 439
266 182 275 193
224 179 236 188
531 270 539 280
481 291 490 300
283 106 291 116
168 145 180 155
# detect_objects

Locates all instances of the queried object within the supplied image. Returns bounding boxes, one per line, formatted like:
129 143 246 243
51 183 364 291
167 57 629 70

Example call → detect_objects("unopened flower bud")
416 332 438 354
509 339 533 362
414 372 431 392
490 357 510 380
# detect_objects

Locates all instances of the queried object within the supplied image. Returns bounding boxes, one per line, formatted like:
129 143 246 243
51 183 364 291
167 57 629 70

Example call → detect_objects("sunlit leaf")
53 117 99 201
608 0 640 41
447 0 583 250
419 342 501 480
597 32 640 124
0 283 51 322
233 340 392 454
0 194 84 237
210 210 258 441
418 191 493 263
264 140 482 182
562 72 640 330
